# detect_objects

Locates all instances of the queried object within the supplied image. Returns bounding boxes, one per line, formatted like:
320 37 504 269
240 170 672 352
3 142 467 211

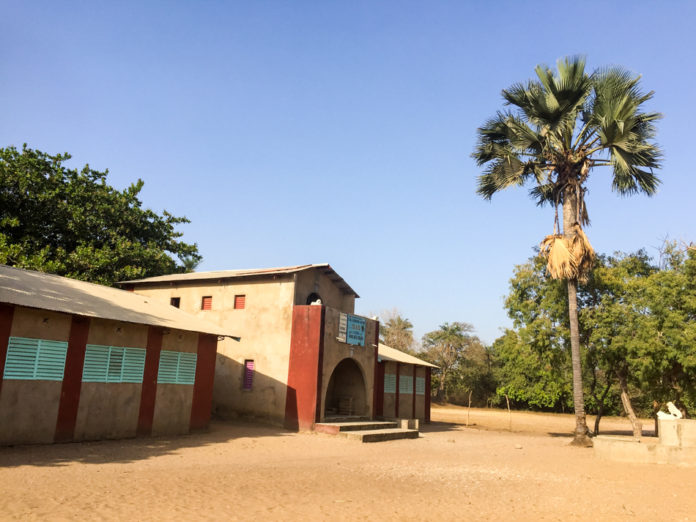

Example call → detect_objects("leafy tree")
421 322 478 401
473 57 662 445
379 310 416 354
0 145 201 284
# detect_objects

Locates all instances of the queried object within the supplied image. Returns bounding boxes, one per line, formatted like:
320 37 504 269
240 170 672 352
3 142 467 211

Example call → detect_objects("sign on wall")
346 314 366 346
337 313 366 346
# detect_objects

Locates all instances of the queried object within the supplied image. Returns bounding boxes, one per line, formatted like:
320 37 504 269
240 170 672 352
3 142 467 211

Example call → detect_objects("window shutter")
415 377 425 395
384 373 396 394
234 295 246 310
3 337 67 381
243 360 254 390
83 344 110 382
399 375 413 394
157 350 197 385
107 347 125 382
122 348 147 383
201 296 212 310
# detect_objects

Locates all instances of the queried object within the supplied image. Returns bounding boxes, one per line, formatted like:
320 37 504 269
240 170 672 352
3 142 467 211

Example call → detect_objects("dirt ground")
1 406 693 521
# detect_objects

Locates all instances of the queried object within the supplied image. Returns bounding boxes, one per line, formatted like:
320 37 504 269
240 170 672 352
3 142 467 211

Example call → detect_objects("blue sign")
346 315 366 346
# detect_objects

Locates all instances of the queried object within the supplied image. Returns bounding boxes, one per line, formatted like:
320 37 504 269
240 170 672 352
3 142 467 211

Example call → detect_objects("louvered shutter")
243 360 254 390
234 295 246 310
3 337 67 381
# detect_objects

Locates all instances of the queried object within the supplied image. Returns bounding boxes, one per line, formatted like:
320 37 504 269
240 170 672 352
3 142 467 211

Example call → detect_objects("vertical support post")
371 320 380 419
190 333 218 431
54 315 90 442
412 365 417 419
395 362 400 418
0 304 15 398
425 367 432 423
137 326 163 436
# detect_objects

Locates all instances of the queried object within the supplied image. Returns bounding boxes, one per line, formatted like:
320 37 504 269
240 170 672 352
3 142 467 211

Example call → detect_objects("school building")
0 265 233 445
119 264 434 431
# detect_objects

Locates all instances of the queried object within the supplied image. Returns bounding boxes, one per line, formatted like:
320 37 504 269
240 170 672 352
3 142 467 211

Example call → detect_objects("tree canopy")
0 145 201 285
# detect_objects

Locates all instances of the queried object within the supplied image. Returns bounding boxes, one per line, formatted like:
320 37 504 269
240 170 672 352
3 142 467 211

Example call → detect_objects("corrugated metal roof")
0 265 234 337
117 263 360 297
378 343 438 368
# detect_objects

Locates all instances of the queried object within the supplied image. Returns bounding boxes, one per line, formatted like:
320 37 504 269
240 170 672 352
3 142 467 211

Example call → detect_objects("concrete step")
343 428 420 443
314 421 399 435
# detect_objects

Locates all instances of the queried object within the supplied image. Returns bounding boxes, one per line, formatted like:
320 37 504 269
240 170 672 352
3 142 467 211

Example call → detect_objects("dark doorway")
324 358 367 418
306 292 322 305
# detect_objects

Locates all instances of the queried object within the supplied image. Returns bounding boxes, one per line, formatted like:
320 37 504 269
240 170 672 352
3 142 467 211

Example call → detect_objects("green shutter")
157 350 197 385
415 377 425 395
122 348 146 383
83 345 146 383
399 375 413 394
3 337 67 381
83 344 110 382
157 350 180 384
384 374 396 394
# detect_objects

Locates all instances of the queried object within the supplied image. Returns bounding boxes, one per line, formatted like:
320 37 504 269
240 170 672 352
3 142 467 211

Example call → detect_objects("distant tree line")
381 243 696 433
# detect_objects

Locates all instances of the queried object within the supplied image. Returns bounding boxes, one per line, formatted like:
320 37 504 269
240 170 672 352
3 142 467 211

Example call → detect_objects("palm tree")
380 311 416 354
473 57 662 446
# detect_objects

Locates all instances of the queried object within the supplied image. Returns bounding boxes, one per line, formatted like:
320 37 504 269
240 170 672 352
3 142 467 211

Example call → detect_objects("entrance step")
344 428 419 443
315 421 398 435
314 420 419 442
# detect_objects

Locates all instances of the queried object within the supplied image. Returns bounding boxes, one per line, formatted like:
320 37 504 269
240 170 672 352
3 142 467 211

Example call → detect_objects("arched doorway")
324 358 367 418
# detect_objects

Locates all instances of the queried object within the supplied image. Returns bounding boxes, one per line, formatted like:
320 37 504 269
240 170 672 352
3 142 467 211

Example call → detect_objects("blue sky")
2 1 695 344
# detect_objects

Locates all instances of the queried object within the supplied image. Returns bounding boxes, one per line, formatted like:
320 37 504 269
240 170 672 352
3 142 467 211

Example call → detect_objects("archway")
324 358 367 418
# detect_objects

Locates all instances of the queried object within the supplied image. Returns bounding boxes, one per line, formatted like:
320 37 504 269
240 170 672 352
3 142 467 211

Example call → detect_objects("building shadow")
0 419 292 468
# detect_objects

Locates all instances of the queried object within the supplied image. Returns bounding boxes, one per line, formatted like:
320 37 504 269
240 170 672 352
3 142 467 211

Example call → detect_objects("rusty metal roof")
117 263 360 297
0 264 235 337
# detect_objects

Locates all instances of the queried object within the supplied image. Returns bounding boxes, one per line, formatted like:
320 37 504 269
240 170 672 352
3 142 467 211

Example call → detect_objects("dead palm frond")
540 234 577 279
569 223 595 282
540 224 595 282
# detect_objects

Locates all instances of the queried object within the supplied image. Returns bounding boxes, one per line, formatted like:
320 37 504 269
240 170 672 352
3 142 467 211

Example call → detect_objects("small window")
170 297 181 308
201 296 212 310
234 295 246 310
243 359 254 390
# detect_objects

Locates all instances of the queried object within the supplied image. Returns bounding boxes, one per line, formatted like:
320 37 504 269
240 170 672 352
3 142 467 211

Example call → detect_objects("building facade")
0 265 231 445
121 264 433 430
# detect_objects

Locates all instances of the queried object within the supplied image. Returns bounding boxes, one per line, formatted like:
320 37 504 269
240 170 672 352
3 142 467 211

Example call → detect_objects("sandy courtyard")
1 405 693 521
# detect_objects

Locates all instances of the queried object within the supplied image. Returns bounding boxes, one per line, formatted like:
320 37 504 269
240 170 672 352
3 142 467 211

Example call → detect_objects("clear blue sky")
2 1 695 344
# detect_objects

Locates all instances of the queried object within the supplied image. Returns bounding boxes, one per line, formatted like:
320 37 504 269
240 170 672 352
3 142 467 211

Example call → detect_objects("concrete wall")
318 307 377 422
0 306 71 444
415 366 425 419
132 276 297 425
0 304 216 445
73 318 148 441
294 270 355 313
378 361 428 422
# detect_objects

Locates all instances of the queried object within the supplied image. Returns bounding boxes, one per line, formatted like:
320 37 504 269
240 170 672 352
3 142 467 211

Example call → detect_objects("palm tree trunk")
563 189 591 446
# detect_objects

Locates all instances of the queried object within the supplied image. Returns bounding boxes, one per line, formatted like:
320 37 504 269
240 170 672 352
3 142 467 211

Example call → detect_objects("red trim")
313 306 326 423
137 326 163 436
412 365 417 419
372 321 380 419
190 334 218 430
284 305 323 431
425 367 431 423
395 363 400 418
374 362 385 417
0 304 15 398
54 315 91 442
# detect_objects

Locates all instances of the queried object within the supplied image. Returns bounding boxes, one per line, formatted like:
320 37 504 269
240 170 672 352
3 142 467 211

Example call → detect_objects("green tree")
421 322 478 402
473 57 662 445
0 145 201 284
379 310 416 354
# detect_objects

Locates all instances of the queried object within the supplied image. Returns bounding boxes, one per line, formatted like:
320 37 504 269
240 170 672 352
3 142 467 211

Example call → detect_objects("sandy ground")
0 406 693 521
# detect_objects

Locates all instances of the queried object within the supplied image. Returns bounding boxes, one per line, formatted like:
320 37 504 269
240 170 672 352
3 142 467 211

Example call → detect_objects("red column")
425 367 432 423
374 362 385 417
395 363 400 418
190 333 218 431
284 305 324 431
0 304 15 398
412 365 417 419
54 315 91 442
137 326 163 436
